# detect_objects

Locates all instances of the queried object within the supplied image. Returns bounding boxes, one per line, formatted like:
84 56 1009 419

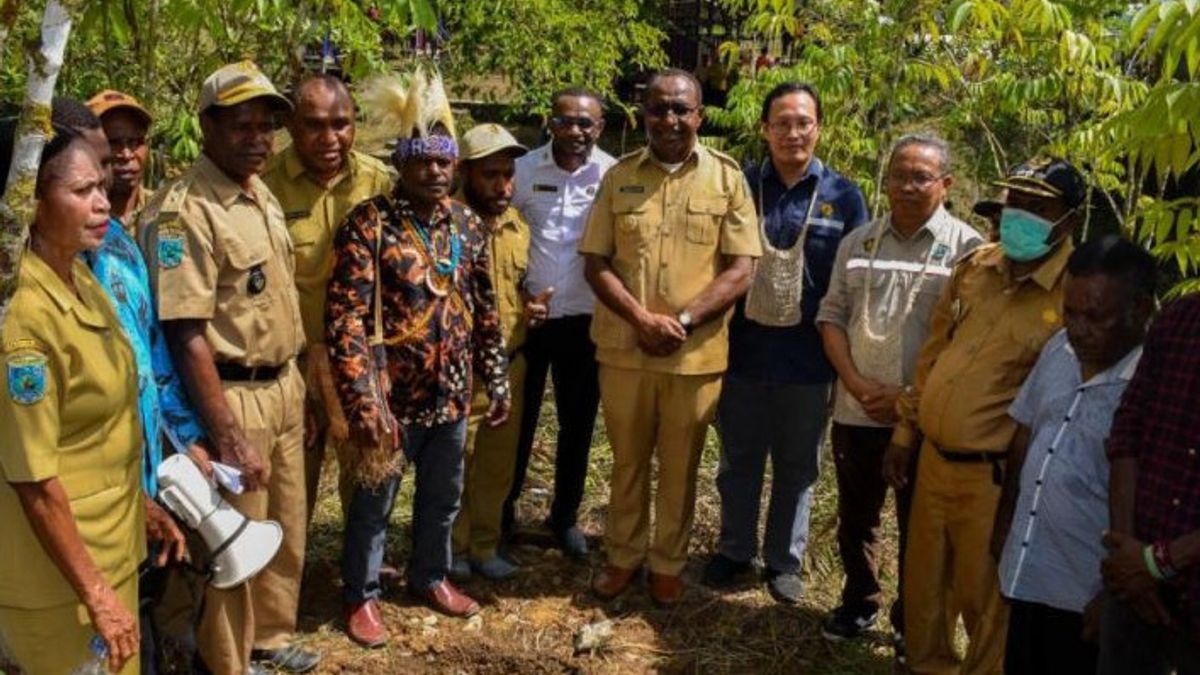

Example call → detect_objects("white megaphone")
156 454 283 589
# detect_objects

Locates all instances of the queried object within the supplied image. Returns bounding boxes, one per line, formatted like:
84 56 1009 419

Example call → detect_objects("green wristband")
1145 544 1165 581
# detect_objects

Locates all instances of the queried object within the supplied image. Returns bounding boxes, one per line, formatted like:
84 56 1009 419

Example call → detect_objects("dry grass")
298 387 904 674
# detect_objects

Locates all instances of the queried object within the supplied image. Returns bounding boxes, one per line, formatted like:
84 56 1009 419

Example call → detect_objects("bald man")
262 74 393 521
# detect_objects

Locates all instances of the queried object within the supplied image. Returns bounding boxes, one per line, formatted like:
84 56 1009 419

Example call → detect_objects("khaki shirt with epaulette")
578 144 762 375
485 205 531 353
891 241 1073 454
261 146 393 347
139 154 304 367
0 254 145 609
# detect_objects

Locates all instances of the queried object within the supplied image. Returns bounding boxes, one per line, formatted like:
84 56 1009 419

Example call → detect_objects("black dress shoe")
701 553 753 588
554 525 589 559
250 645 321 673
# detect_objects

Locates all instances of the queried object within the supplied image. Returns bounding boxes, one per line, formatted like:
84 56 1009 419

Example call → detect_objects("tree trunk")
0 0 72 326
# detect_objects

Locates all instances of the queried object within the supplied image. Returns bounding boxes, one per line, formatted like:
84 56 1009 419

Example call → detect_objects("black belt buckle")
216 362 283 382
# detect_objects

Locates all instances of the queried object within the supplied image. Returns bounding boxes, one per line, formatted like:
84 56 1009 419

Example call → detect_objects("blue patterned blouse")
86 219 205 496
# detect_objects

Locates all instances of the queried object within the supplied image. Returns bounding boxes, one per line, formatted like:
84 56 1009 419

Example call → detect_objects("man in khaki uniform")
450 124 538 580
140 61 317 675
882 159 1087 674
262 74 392 520
580 69 761 605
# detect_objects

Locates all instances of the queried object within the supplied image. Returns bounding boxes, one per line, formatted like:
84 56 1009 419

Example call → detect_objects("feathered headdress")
362 66 457 161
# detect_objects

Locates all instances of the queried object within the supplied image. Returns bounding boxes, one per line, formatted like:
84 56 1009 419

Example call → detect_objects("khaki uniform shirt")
262 147 393 347
0 254 145 609
481 205 531 354
817 206 983 426
139 155 304 367
891 241 1073 454
578 145 762 375
118 185 153 237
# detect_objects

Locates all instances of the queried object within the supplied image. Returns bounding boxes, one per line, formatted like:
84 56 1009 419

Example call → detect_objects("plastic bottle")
69 635 110 675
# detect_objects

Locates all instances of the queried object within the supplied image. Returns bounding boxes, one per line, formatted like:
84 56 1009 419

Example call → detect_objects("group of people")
0 55 1197 675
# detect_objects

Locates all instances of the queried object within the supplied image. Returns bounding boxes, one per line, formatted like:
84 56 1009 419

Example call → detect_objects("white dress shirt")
513 142 616 318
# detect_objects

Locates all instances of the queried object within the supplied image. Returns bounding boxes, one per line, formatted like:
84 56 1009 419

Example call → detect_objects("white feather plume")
360 67 455 140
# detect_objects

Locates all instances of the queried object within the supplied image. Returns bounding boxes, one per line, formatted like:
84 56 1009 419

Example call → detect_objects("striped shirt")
817 206 983 426
1000 330 1142 613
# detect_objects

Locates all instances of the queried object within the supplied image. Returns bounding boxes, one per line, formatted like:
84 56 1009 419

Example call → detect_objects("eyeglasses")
887 172 949 190
550 115 597 130
767 119 817 135
644 102 699 118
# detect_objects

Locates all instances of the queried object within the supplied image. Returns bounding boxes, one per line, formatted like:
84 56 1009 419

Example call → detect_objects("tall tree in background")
0 0 71 324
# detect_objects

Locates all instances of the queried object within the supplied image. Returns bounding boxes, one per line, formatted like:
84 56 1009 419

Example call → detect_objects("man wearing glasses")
580 69 761 605
702 82 868 605
816 134 981 662
508 88 615 557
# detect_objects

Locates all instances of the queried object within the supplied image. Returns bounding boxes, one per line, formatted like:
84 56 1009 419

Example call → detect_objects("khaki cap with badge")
459 123 528 161
86 89 153 126
994 157 1086 209
197 60 293 115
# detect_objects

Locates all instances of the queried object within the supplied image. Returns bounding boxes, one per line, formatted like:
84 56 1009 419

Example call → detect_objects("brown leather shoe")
345 599 388 648
648 572 685 606
414 580 480 617
592 565 638 600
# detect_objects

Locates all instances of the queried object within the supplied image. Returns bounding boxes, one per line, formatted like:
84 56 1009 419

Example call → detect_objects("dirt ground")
295 399 903 675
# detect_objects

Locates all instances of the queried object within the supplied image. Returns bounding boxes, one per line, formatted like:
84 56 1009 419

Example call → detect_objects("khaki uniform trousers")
903 440 1008 675
300 349 354 520
453 353 527 561
599 365 722 575
0 572 139 675
198 362 306 675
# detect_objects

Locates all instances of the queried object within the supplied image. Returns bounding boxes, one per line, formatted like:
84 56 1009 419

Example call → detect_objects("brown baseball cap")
86 90 152 126
197 60 292 115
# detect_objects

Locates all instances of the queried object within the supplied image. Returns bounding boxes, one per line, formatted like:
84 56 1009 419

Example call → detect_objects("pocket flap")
688 197 726 215
223 237 268 271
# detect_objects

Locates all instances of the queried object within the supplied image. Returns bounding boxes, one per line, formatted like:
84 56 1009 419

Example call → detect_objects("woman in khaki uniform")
0 127 145 674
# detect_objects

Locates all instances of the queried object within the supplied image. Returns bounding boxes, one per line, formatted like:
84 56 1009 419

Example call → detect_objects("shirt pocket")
686 197 723 246
614 202 650 248
287 217 324 277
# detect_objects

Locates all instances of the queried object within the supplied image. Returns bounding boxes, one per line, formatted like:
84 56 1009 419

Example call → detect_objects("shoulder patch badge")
7 351 48 405
862 237 877 253
820 202 834 217
932 243 950 261
158 227 185 269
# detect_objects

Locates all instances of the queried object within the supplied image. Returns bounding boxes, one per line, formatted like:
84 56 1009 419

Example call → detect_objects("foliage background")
2 0 1198 292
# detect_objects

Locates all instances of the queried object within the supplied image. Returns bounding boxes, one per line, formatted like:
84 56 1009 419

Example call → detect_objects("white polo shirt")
513 142 616 318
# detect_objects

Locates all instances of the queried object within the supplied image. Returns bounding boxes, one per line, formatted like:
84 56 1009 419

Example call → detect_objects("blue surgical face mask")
999 207 1065 262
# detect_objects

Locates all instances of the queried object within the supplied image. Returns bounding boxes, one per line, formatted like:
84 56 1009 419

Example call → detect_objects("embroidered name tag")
532 184 558 193
618 185 645 194
284 209 311 220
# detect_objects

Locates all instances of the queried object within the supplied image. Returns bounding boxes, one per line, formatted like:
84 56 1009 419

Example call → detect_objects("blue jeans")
715 375 830 575
342 419 467 604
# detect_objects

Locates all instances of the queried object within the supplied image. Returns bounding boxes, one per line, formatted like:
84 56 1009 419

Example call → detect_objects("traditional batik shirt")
326 190 509 429
86 218 206 496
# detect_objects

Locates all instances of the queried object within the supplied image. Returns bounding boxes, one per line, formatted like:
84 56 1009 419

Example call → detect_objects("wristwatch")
678 310 695 335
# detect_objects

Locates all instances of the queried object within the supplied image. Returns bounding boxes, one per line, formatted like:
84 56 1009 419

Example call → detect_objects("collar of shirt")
636 143 703 172
390 189 453 226
281 144 355 189
760 155 824 189
1064 339 1144 388
195 154 269 208
976 238 1074 291
24 253 108 329
531 142 610 174
883 204 952 243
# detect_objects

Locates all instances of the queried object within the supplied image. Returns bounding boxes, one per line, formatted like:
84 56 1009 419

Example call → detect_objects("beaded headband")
393 135 459 162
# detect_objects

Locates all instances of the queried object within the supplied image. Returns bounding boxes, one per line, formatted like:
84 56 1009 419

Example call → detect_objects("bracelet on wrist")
1144 544 1166 581
1154 540 1180 579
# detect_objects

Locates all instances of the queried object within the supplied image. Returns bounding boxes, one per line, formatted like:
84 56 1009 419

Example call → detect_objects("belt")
216 362 285 382
932 444 1007 485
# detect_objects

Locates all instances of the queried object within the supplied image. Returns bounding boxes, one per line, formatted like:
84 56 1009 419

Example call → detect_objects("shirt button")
1174 498 1181 507
1190 448 1196 457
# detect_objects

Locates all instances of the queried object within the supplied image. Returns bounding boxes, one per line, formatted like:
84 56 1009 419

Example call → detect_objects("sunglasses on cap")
550 115 597 130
